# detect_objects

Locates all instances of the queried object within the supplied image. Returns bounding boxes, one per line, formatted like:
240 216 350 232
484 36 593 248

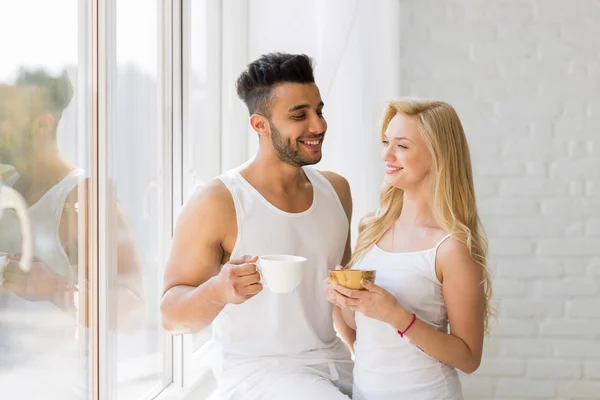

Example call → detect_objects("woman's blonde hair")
347 98 494 334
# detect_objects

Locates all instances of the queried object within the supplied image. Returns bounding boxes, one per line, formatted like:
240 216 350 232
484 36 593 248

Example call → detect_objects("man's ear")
250 114 270 139
32 113 55 137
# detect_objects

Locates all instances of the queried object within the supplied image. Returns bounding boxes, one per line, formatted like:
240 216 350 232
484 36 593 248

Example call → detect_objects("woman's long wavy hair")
347 99 494 334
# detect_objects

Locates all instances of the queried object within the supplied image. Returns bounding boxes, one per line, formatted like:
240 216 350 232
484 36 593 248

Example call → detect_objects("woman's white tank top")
352 232 464 400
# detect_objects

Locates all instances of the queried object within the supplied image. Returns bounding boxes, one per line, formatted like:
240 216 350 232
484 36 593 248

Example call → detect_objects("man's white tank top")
0 169 88 398
352 232 463 400
213 166 352 393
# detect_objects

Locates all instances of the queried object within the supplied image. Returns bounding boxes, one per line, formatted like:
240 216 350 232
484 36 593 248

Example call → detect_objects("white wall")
399 1 600 398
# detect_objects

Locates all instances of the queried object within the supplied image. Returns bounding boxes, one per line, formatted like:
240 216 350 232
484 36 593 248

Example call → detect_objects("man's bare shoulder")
319 170 352 216
319 170 352 215
318 170 350 193
181 179 234 220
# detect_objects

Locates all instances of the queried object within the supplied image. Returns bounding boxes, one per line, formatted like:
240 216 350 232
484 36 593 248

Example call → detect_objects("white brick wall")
400 1 600 398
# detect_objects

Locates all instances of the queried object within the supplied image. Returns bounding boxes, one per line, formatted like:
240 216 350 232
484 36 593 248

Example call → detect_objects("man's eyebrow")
288 101 324 112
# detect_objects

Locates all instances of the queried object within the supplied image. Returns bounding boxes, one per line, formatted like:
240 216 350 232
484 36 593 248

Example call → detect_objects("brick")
475 159 526 177
484 217 572 238
551 158 600 179
500 178 569 197
568 141 592 158
499 59 571 79
537 278 599 298
557 382 600 398
496 98 563 119
479 198 540 217
539 320 600 339
466 136 503 156
527 359 582 380
492 319 538 338
584 361 600 379
565 221 586 237
554 340 600 358
460 375 496 398
496 260 563 279
483 337 501 356
567 300 600 319
472 41 538 64
569 180 587 197
488 239 535 256
502 300 564 318
477 358 525 378
587 219 600 236
496 379 556 398
525 160 548 177
494 279 531 298
563 264 588 277
501 139 569 160
537 239 600 257
587 259 600 277
473 178 499 197
535 2 600 22
542 199 600 217
587 182 600 196
500 339 554 357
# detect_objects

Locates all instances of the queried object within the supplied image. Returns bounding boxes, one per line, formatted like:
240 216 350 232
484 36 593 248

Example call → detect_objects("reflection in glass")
110 0 167 398
0 5 91 395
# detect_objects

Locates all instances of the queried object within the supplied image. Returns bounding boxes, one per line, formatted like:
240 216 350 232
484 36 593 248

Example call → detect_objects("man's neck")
245 153 309 193
12 152 74 198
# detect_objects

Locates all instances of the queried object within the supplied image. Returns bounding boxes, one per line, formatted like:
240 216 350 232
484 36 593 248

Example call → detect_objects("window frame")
89 0 248 398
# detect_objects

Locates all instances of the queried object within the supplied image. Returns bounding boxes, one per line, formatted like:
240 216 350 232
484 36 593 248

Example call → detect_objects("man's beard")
269 120 322 167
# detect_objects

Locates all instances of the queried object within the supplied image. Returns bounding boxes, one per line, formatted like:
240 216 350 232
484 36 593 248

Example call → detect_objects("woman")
326 99 493 400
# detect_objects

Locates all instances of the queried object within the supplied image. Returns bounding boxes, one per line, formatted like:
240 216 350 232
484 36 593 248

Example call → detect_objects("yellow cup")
329 269 376 290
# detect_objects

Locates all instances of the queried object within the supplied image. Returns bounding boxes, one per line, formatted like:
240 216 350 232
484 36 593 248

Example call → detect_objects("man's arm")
69 179 145 332
160 180 262 334
320 171 357 350
160 180 233 333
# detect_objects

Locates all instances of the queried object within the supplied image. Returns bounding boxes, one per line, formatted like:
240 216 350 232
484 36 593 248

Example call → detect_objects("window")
0 0 91 398
181 0 221 385
105 0 170 398
1 1 395 399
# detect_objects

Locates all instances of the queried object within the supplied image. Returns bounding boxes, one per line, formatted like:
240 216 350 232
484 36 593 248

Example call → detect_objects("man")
0 68 144 398
161 53 355 399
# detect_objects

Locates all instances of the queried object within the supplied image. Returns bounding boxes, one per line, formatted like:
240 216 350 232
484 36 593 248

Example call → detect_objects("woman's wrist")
389 302 413 331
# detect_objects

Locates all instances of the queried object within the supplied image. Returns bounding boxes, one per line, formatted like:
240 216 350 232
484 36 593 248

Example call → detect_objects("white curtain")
220 0 402 242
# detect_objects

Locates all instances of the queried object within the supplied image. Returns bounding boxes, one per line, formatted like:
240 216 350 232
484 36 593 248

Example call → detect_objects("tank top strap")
434 233 452 251
40 169 87 220
303 167 344 210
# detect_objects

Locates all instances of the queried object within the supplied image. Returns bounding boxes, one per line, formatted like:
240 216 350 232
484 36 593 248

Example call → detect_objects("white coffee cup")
258 255 307 294
0 252 8 286
0 182 33 273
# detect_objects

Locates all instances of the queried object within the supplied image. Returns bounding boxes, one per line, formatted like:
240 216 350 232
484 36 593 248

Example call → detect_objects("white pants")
223 361 353 400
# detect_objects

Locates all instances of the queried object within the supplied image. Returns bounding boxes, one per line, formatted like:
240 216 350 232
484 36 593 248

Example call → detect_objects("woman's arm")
332 237 485 373
320 171 357 350
388 238 485 373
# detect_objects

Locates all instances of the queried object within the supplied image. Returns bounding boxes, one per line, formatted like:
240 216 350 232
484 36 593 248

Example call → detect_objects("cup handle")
0 186 33 272
256 260 266 289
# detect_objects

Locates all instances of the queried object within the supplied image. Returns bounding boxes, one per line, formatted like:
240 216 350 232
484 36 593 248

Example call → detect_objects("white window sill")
155 337 221 400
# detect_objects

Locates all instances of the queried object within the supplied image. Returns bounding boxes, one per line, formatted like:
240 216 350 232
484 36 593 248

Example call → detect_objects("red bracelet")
397 313 416 338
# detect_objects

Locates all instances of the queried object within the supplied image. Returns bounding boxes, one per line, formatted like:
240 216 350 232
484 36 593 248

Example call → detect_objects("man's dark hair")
235 53 315 117
14 68 74 113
